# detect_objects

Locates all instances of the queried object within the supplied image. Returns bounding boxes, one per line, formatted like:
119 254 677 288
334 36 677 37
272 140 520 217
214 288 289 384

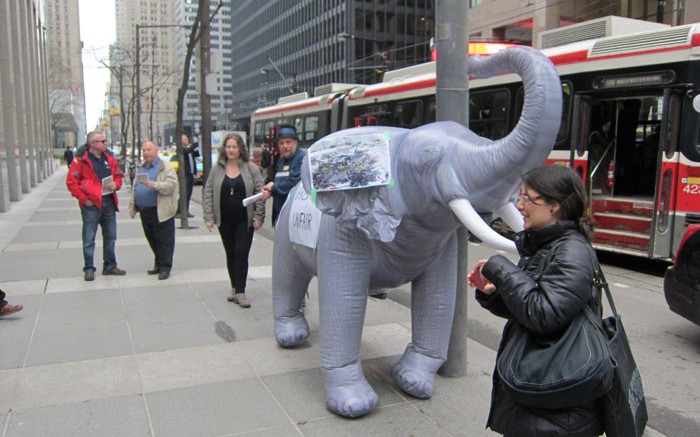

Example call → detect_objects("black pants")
0 289 6 309
138 207 175 272
272 194 287 227
218 219 254 292
185 173 194 212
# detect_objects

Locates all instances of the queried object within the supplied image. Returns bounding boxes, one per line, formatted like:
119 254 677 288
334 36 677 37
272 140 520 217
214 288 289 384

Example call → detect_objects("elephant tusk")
495 203 524 233
449 199 517 253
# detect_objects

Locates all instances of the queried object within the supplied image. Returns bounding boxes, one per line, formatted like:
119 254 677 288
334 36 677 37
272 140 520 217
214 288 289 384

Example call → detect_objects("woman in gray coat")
203 133 265 307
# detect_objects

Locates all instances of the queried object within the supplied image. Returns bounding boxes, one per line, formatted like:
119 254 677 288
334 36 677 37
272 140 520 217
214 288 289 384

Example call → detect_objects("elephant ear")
301 127 409 242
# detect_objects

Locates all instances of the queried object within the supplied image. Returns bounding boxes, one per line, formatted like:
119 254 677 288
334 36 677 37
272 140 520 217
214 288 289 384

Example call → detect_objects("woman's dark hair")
521 165 594 240
218 133 249 163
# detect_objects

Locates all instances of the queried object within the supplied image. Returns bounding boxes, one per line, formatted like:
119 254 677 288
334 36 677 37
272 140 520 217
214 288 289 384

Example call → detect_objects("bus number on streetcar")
681 178 700 194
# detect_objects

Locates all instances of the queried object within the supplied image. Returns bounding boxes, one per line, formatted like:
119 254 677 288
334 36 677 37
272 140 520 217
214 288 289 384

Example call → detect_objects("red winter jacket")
66 150 124 210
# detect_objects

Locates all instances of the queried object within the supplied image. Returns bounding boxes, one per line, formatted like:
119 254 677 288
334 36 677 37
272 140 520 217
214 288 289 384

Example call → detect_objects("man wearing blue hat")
262 125 306 225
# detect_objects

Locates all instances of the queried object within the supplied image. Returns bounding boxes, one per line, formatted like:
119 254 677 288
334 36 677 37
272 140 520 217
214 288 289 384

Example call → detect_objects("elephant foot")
392 345 445 399
323 362 378 418
274 315 309 348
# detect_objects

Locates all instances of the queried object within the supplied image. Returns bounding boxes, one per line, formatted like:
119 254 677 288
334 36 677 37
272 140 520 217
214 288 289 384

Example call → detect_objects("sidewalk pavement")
0 167 498 437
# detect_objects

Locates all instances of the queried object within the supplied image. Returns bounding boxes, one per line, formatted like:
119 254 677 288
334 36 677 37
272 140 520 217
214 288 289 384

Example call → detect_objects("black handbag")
496 243 615 410
496 304 615 409
596 270 648 437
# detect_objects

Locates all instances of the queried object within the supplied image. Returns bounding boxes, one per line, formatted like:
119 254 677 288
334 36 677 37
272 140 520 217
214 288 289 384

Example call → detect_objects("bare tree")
47 66 76 148
174 0 224 228
93 42 179 186
92 46 138 160
138 34 181 143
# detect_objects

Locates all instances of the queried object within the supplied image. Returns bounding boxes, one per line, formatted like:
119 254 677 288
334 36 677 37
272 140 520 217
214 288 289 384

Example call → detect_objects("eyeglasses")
516 191 544 205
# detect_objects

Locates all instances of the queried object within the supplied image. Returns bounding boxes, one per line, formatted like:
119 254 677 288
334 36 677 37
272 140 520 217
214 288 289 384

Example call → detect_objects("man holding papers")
129 141 179 280
66 131 126 281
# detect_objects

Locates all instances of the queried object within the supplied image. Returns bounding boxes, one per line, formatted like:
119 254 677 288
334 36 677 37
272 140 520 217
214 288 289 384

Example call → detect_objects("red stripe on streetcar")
352 78 436 100
548 50 590 66
253 100 329 116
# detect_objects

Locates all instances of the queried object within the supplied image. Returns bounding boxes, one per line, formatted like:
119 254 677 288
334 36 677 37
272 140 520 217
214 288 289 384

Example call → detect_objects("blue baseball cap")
276 126 298 142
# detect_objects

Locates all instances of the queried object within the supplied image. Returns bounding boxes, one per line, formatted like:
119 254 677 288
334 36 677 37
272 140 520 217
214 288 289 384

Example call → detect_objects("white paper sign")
288 186 322 249
308 132 391 192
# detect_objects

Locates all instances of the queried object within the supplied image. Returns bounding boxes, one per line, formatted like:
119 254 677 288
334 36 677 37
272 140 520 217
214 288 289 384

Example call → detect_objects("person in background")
129 140 179 280
260 143 272 171
0 289 23 317
64 145 74 167
588 118 615 193
469 165 605 437
181 134 200 217
203 133 265 308
66 131 126 281
261 126 305 225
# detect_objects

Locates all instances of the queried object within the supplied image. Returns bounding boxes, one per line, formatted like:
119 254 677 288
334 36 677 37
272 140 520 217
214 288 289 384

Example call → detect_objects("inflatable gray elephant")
272 46 562 418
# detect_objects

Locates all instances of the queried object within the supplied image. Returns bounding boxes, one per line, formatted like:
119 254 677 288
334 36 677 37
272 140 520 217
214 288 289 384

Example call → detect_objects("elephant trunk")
447 46 562 208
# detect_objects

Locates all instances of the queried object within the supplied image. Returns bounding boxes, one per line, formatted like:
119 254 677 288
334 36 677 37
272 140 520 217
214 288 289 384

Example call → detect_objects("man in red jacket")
67 131 126 281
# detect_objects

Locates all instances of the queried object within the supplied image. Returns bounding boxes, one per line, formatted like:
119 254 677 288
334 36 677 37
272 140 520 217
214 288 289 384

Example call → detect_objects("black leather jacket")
477 221 605 437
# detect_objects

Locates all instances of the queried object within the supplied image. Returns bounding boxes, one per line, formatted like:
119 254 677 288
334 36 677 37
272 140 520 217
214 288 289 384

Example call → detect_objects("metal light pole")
436 0 469 377
199 0 212 186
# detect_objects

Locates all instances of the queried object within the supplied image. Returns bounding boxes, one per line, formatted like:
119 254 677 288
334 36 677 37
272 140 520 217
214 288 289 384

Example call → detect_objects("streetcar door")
650 89 683 259
570 94 593 183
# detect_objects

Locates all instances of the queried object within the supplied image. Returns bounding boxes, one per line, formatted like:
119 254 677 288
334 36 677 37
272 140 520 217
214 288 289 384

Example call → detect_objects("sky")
79 0 116 131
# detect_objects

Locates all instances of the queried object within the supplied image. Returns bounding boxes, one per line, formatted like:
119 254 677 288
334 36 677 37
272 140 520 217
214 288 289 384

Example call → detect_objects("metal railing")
587 138 615 214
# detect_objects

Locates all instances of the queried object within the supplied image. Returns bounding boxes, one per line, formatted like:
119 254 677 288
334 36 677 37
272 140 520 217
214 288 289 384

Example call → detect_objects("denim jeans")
81 196 118 272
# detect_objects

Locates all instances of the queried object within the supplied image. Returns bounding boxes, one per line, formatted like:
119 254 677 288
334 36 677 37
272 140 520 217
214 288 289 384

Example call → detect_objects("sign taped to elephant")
308 132 391 191
288 185 323 249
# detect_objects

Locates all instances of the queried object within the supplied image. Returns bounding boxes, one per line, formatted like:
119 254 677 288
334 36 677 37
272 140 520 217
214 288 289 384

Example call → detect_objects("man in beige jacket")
129 141 179 280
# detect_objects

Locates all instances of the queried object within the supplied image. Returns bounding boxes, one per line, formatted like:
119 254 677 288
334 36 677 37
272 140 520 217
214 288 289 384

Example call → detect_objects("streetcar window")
348 104 392 128
426 98 436 123
394 100 423 128
254 122 267 146
678 95 700 162
560 82 572 145
664 93 681 159
305 115 319 143
470 89 509 140
264 121 275 145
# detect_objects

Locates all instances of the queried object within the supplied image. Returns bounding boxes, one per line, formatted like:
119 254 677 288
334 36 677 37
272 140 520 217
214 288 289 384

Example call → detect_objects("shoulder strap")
592 265 619 317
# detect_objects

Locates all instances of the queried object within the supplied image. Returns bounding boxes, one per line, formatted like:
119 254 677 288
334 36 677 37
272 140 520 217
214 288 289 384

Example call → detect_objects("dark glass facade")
228 0 435 126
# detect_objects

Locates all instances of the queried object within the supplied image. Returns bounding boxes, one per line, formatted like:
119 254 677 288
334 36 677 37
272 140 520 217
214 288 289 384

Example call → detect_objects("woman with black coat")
470 165 605 437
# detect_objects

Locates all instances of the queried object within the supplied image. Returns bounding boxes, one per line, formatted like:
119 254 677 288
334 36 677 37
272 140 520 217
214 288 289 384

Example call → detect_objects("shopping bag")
596 268 648 437
600 313 648 437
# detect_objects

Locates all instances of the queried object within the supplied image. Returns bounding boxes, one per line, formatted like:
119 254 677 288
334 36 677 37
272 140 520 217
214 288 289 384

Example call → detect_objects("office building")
227 0 436 129
113 0 178 149
1 0 53 211
45 0 86 148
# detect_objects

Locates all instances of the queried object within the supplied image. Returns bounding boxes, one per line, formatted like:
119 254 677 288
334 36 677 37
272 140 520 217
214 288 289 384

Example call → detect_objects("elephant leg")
317 218 377 418
393 233 457 399
273 203 314 348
